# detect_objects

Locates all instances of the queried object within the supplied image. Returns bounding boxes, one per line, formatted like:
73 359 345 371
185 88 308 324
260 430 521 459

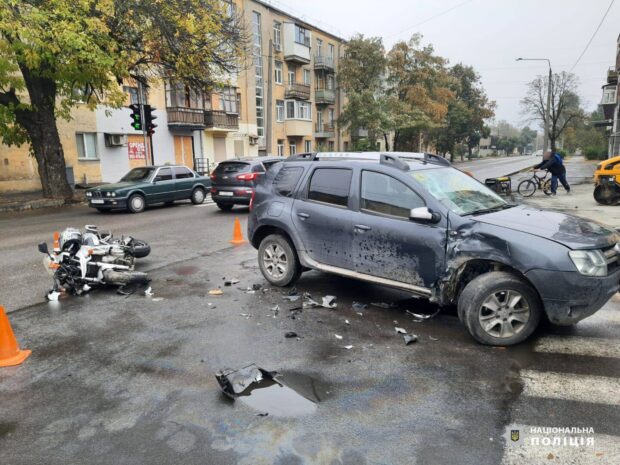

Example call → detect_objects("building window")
289 142 297 155
237 92 242 116
285 100 311 120
328 43 335 58
219 86 238 113
123 86 139 105
303 69 311 85
273 22 281 49
327 75 334 90
328 108 335 125
304 140 312 152
274 61 283 84
252 12 264 138
276 100 285 122
288 68 296 84
166 82 203 109
76 133 98 160
316 38 323 56
294 25 310 47
277 140 285 156
328 141 335 151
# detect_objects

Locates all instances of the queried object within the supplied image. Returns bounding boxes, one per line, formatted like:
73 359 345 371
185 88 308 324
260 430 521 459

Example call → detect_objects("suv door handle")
297 212 310 219
354 224 371 231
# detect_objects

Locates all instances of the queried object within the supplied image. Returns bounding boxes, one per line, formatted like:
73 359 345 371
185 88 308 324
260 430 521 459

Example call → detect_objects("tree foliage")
520 71 583 152
0 0 245 198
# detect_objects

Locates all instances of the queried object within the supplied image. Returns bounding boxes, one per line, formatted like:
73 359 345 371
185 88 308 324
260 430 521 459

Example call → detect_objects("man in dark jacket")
533 151 570 195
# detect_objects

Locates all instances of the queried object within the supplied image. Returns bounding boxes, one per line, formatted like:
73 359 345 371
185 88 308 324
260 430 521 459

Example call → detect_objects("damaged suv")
248 152 620 345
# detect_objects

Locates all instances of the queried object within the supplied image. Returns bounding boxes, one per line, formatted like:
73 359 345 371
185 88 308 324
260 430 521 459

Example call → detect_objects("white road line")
534 336 620 359
521 370 620 406
501 424 620 465
194 203 217 208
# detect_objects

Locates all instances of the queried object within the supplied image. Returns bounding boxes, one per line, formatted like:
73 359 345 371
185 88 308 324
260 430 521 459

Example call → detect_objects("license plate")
90 199 104 204
219 191 234 196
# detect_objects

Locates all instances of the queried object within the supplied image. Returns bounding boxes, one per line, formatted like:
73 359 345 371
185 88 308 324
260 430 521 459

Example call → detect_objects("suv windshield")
410 167 508 215
214 162 250 174
121 167 154 182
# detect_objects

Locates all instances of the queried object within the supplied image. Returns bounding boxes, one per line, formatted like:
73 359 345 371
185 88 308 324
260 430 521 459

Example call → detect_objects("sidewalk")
0 189 83 213
519 157 620 228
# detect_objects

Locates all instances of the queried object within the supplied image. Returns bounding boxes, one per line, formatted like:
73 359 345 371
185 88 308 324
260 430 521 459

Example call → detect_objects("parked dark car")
210 157 282 211
248 152 620 346
86 165 211 213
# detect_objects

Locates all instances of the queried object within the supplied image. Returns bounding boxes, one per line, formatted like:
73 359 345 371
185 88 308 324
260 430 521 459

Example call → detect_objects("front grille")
92 191 103 198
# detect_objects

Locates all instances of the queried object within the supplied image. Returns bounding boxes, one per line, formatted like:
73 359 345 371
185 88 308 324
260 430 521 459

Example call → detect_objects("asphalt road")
457 155 540 181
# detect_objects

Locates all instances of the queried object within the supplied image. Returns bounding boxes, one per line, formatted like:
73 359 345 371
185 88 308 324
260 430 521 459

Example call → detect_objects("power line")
569 0 615 72
386 0 474 39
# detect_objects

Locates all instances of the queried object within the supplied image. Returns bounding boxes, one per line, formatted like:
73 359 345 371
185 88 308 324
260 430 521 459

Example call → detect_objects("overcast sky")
265 0 619 130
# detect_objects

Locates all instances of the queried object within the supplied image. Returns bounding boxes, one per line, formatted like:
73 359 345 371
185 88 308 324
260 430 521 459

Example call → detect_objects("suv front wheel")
458 271 541 346
258 234 301 287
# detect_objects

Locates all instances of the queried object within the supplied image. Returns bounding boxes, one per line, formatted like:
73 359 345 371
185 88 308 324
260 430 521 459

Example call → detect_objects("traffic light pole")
137 82 152 166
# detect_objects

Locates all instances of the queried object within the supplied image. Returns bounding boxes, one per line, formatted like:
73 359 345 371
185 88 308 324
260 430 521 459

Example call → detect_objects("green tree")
519 126 537 153
0 0 244 199
521 71 583 152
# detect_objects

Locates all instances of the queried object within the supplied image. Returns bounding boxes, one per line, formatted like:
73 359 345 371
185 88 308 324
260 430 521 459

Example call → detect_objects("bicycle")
517 170 553 197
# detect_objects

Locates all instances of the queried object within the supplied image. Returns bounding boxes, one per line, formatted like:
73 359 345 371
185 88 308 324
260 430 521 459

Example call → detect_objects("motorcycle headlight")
569 250 607 277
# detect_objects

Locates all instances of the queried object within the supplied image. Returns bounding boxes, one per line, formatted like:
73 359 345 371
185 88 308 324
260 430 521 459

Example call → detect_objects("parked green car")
86 165 212 213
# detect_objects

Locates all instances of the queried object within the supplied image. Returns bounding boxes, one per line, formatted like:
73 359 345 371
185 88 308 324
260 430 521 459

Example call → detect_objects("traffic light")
129 104 142 131
144 105 158 136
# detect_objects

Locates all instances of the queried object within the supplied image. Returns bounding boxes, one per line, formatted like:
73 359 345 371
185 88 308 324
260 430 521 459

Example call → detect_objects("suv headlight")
569 250 607 276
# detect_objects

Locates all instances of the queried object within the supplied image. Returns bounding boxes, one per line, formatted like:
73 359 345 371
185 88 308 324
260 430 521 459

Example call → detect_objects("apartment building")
600 34 620 158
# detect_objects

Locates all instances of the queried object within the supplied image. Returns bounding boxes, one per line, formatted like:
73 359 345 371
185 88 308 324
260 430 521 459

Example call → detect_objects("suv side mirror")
409 207 440 224
38 242 49 254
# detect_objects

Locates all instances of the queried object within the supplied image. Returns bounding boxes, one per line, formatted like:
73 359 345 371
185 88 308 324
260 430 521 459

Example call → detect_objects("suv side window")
154 167 173 182
173 167 194 179
308 168 352 207
361 171 424 218
273 166 304 197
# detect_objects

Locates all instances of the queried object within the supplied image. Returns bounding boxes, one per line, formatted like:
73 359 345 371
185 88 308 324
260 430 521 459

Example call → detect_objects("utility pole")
516 57 552 153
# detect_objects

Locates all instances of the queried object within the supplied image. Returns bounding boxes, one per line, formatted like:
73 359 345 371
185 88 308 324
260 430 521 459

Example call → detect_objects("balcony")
314 56 335 71
204 110 239 132
314 122 335 138
285 119 312 137
315 88 335 105
166 107 206 129
282 23 311 64
285 82 311 100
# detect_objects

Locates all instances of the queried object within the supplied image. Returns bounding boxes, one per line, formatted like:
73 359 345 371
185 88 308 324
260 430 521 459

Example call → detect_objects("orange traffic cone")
230 217 247 245
0 306 31 367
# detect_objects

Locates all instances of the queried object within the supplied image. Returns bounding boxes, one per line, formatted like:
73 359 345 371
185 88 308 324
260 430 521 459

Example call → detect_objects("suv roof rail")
286 151 451 168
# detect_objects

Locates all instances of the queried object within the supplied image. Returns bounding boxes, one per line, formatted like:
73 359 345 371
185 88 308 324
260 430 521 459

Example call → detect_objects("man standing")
533 151 570 195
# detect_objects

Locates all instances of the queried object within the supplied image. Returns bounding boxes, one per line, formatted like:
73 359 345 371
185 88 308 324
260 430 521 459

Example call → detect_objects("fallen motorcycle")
38 227 150 300
83 224 151 260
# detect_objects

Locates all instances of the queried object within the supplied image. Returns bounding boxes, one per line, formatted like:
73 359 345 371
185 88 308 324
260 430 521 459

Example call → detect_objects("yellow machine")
593 155 620 205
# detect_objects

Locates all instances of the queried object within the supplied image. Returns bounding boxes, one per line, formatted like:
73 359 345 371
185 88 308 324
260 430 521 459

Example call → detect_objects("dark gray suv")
248 152 620 345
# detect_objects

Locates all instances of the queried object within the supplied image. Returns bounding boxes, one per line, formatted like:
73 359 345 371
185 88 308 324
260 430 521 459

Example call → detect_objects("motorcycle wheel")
593 185 620 205
130 239 151 258
103 270 150 286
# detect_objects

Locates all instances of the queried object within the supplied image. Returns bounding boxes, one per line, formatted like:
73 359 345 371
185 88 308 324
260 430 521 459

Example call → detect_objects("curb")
0 198 66 213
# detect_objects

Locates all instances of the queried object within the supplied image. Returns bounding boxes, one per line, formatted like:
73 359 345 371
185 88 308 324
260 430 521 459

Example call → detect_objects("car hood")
474 205 620 250
89 181 143 192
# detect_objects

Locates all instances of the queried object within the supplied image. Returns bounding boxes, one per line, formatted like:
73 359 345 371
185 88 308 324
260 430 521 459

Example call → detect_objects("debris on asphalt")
334 334 343 340
394 327 407 334
345 319 350 325
144 286 154 296
352 302 367 312
321 295 337 308
288 306 303 319
406 309 441 320
256 412 269 417
283 294 301 302
271 305 280 317
370 301 397 309
303 294 337 309
284 331 298 338
152 297 164 302
356 312 364 316
343 345 354 350
209 289 223 296
403 334 418 345
429 335 439 341
46 291 61 301
240 313 252 319
215 364 276 398
252 283 262 291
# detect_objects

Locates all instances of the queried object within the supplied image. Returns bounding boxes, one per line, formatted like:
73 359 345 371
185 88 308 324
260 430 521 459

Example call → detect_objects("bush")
584 146 608 160
556 149 567 159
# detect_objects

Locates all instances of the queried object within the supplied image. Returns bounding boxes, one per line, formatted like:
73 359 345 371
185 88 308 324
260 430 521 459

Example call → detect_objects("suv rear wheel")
258 234 301 286
458 271 541 346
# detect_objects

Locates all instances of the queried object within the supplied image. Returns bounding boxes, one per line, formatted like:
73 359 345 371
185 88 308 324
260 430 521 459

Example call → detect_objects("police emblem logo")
511 430 520 442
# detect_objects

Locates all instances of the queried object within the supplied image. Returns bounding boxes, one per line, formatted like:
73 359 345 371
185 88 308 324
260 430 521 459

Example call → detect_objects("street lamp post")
516 58 552 153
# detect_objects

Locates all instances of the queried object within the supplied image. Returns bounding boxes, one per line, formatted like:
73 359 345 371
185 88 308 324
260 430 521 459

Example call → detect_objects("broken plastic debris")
240 313 252 319
334 334 343 340
303 294 337 309
271 305 280 317
345 319 350 325
209 289 223 296
46 291 60 301
284 331 298 338
144 286 153 296
352 302 367 311
152 297 164 302
370 302 397 309
406 309 441 320
252 283 262 291
403 334 418 345
429 335 439 341
83 284 92 292
394 327 407 334
215 364 276 398
283 295 301 302
224 278 240 286
321 295 337 308
343 345 353 350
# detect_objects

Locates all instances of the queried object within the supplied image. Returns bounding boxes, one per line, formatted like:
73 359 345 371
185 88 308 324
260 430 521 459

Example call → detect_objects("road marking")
194 203 217 208
534 336 620 359
501 424 620 465
521 370 620 406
